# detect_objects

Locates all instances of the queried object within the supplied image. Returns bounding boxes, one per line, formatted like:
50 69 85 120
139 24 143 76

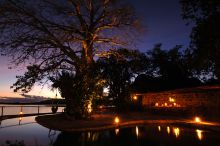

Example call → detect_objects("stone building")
131 86 220 117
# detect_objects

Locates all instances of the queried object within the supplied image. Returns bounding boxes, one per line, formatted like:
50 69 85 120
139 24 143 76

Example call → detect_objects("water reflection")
158 126 161 132
48 130 57 145
0 121 220 146
196 129 203 140
19 117 22 125
1 116 220 146
50 126 220 146
173 127 180 138
135 126 139 138
115 128 119 135
167 126 170 134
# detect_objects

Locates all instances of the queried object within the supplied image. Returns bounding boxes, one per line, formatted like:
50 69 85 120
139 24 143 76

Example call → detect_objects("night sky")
0 0 192 98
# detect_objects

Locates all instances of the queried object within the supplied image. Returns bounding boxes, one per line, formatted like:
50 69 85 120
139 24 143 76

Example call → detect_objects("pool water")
0 116 220 146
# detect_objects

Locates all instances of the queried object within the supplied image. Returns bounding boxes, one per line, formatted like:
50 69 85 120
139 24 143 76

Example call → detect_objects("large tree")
97 48 148 110
0 0 140 118
145 44 200 89
180 0 220 80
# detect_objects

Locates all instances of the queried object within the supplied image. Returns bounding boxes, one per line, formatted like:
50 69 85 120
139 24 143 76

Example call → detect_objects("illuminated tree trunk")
65 41 95 119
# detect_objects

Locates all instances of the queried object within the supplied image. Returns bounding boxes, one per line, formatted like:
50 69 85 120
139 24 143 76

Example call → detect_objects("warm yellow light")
195 117 201 123
173 102 176 106
169 97 175 102
19 117 22 121
133 95 138 100
173 127 180 138
196 129 203 140
87 102 92 113
114 116 120 124
167 126 170 134
158 126 161 132
164 103 168 107
135 126 139 138
19 111 23 115
115 128 119 135
155 103 159 107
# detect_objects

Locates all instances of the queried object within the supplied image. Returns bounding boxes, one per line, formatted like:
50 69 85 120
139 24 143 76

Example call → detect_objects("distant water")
0 104 64 116
1 115 220 146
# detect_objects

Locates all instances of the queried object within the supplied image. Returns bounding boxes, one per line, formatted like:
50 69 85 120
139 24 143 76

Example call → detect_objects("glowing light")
158 126 161 132
173 102 176 106
164 103 168 107
133 95 138 100
155 103 159 107
169 97 175 102
114 116 120 124
19 111 23 115
88 132 91 139
167 126 170 134
87 102 92 113
19 117 22 121
135 126 139 138
173 127 180 138
195 117 201 123
196 129 203 140
115 128 119 135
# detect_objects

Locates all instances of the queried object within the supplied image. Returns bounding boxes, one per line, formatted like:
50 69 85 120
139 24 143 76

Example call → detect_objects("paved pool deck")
35 112 220 132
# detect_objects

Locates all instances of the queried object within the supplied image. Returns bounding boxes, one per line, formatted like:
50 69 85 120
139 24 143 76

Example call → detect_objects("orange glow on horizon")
0 84 61 98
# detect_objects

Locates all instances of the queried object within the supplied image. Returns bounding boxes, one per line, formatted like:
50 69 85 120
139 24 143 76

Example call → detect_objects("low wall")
135 86 220 117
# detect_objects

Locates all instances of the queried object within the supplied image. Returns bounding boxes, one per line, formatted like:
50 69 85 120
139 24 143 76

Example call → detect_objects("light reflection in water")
18 117 22 125
173 127 180 138
158 126 161 132
115 128 119 135
88 132 91 139
196 129 203 140
167 126 170 134
135 126 139 138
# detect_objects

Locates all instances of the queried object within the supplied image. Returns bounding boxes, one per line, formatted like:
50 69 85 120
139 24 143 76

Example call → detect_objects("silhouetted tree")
180 0 220 81
50 70 104 118
142 44 201 90
0 0 141 118
97 48 148 110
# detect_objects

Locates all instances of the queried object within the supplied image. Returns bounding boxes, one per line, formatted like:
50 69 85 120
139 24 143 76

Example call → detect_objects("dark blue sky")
0 0 193 97
128 0 192 51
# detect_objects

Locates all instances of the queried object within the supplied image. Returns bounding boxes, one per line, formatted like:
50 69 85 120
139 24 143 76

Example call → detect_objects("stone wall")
135 86 220 117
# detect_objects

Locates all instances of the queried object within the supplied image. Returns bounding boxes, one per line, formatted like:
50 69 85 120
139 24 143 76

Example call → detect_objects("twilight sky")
0 0 192 98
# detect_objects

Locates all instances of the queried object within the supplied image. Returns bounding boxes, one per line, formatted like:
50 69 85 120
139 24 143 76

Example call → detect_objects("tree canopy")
0 0 141 117
180 0 220 80
97 48 148 109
